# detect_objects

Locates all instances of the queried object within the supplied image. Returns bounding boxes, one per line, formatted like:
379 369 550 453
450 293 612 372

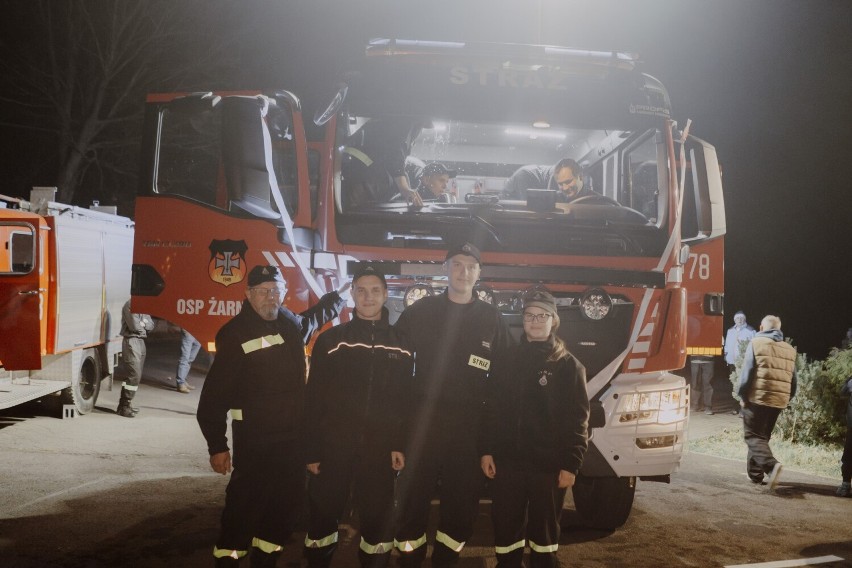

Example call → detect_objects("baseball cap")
352 264 387 287
522 289 557 317
445 242 481 264
247 265 286 287
421 162 457 178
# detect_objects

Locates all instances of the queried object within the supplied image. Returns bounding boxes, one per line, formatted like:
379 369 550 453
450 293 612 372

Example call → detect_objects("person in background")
303 265 413 568
394 243 511 568
175 329 202 394
736 315 797 493
724 311 756 374
197 265 348 567
842 328 852 350
837 376 852 497
480 289 589 568
690 354 716 415
115 300 155 418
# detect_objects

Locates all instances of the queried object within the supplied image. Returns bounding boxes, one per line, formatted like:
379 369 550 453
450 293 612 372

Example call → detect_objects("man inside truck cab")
394 161 457 204
503 158 597 203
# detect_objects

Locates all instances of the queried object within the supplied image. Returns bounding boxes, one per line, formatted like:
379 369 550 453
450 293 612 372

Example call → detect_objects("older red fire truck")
0 188 134 415
131 39 725 529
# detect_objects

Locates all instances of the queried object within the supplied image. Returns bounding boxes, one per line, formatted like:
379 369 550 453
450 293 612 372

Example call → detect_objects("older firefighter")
197 265 347 567
303 265 413 568
115 300 155 418
394 243 511 568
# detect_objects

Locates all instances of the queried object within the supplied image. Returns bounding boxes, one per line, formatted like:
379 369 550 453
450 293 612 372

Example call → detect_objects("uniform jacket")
394 292 511 442
121 301 154 338
480 337 590 474
737 329 797 409
197 292 344 459
303 307 413 464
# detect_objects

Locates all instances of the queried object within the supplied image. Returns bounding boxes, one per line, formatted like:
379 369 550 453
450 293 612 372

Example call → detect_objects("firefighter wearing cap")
394 243 511 568
480 290 589 568
303 265 413 568
197 265 348 567
415 162 457 203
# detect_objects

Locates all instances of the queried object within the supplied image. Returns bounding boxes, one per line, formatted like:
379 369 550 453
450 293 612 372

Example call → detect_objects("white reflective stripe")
359 537 393 555
633 341 651 353
394 535 427 552
213 546 247 559
529 540 558 554
121 383 139 391
343 146 373 166
435 531 465 553
251 537 282 553
230 409 243 421
304 532 339 548
628 358 646 370
495 540 525 554
327 341 412 357
242 334 285 354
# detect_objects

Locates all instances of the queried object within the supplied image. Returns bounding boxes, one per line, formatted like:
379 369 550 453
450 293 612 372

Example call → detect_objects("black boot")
215 556 241 567
116 400 135 418
250 547 281 568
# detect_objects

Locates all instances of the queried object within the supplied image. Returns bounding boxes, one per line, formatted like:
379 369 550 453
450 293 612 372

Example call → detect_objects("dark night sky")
2 0 850 359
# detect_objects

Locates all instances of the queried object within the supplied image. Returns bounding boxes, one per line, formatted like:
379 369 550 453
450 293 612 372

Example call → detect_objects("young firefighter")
303 265 413 568
197 265 347 567
480 290 590 568
394 243 511 568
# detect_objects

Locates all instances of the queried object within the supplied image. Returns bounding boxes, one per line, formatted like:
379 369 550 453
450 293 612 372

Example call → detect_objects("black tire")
60 349 101 415
571 475 636 530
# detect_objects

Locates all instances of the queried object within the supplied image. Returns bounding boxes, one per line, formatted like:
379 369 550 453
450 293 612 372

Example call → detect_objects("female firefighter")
480 289 590 568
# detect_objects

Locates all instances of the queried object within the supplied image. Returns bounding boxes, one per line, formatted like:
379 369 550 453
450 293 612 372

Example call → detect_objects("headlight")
617 389 685 425
403 283 433 307
580 288 612 320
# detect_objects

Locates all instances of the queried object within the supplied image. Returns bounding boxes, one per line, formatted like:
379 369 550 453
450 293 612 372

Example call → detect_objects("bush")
775 347 851 446
731 337 851 446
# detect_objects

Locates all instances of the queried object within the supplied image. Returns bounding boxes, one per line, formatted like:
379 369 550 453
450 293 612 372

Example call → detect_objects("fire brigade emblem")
208 239 248 287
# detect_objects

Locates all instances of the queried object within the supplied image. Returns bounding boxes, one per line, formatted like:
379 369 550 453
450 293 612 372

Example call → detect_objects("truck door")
0 217 44 370
681 135 726 355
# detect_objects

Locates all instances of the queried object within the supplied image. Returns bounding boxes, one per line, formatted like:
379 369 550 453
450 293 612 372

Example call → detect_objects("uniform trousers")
304 447 396 568
841 426 852 483
120 336 146 401
491 460 565 568
216 442 304 556
690 358 714 410
396 437 484 568
741 404 782 482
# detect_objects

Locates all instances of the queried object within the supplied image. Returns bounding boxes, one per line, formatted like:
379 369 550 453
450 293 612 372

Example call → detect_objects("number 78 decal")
687 253 711 280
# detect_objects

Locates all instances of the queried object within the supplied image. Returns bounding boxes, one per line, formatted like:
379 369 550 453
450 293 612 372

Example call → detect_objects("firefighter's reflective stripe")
529 540 558 554
394 534 427 552
242 334 284 354
359 537 393 555
230 409 243 421
121 382 139 391
495 540 526 555
252 537 283 553
343 146 373 167
213 546 247 559
435 531 465 552
304 532 339 548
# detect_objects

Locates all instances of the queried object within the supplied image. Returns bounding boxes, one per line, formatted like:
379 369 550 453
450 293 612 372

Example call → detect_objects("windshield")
336 113 668 257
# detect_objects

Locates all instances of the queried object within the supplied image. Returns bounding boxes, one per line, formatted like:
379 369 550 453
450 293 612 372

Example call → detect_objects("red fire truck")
131 39 725 529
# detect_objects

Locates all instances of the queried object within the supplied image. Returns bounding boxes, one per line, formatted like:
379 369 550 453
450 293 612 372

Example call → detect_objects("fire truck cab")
132 39 725 529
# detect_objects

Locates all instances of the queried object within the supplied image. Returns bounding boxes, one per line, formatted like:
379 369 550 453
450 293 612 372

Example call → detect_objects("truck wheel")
571 474 636 530
61 349 101 415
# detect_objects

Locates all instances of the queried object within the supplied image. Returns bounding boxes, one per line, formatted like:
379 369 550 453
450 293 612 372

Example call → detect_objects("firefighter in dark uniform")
303 265 413 568
394 243 511 568
480 290 589 568
197 265 348 567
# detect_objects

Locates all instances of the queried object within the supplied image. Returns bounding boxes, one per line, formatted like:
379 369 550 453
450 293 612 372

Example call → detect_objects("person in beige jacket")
736 315 797 492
